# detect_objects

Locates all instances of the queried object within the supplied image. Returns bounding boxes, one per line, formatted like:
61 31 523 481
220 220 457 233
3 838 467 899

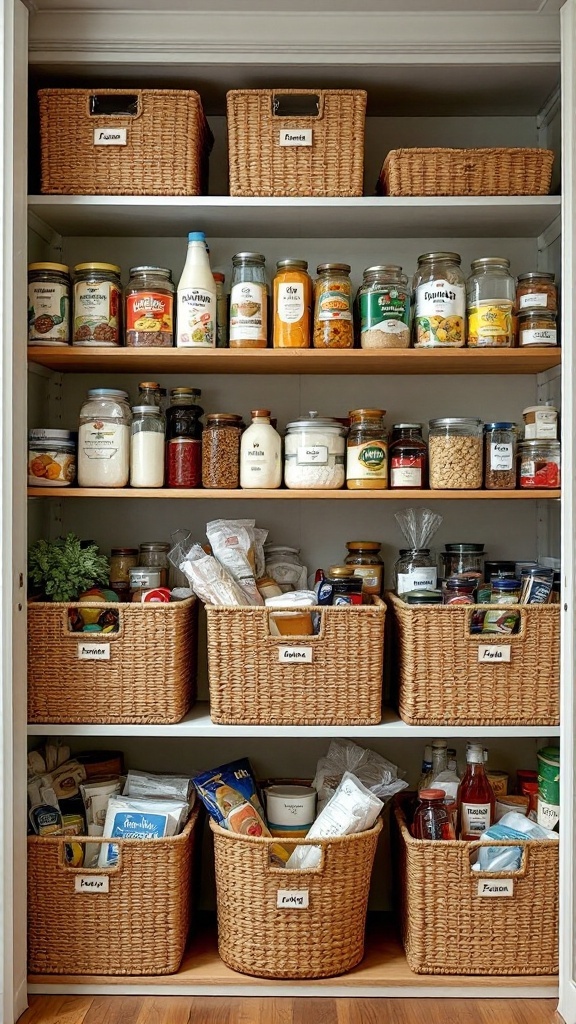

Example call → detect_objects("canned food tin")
128 567 162 590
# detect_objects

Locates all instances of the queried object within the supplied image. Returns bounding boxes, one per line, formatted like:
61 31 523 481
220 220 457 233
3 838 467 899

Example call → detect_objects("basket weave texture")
27 597 197 724
28 806 200 976
206 598 385 725
388 592 559 726
210 817 382 978
393 799 558 975
227 88 366 197
39 88 213 196
379 147 554 196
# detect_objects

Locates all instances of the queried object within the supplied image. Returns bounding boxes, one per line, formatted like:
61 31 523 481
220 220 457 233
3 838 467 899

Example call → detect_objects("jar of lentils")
428 417 483 489
413 252 466 347
125 266 174 347
73 263 122 346
466 257 515 348
313 264 354 348
202 413 243 488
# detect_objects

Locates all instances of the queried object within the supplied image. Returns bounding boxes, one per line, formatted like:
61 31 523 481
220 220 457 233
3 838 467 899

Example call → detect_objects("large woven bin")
27 597 197 724
206 598 385 725
379 147 554 197
211 817 382 978
28 806 200 976
388 592 559 726
38 88 213 196
393 799 558 975
227 88 366 197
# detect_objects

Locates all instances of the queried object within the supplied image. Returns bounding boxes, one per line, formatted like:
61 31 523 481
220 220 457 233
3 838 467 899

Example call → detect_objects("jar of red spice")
165 387 203 488
518 439 560 489
389 423 427 489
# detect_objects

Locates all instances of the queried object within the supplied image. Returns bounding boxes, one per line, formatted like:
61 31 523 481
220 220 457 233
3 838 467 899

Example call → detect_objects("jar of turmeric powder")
273 260 312 348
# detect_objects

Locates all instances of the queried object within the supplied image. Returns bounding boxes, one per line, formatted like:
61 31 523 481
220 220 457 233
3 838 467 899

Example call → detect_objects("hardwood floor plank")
82 997 145 1024
293 998 337 1024
19 995 94 1024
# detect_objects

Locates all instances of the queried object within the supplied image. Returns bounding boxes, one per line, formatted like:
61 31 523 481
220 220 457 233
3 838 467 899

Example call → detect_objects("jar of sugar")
284 411 347 489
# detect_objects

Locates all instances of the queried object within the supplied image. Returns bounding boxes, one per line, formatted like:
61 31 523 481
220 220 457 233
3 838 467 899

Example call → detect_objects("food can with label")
537 746 560 830
28 263 71 346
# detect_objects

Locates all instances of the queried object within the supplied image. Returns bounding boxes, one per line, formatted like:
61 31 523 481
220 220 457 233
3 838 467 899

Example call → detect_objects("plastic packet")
206 520 263 605
313 739 408 812
395 507 443 550
98 795 189 868
170 539 245 606
81 776 123 867
286 772 383 871
123 769 193 803
192 757 269 836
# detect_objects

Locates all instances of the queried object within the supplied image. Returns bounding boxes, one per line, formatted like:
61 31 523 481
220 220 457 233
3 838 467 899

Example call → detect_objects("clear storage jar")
518 309 558 347
28 428 76 487
229 252 268 348
357 265 411 349
344 541 384 596
284 412 347 489
73 263 122 347
130 405 165 488
394 548 438 595
441 543 484 578
484 422 517 489
413 252 466 348
428 417 483 489
346 409 388 489
313 264 354 348
389 423 427 489
28 262 71 346
78 388 131 488
466 257 515 348
125 266 174 347
202 413 243 488
516 271 558 313
518 439 561 489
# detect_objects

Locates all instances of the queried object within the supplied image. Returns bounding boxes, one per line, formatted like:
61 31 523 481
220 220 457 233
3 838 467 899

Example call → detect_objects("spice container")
522 405 558 439
344 541 384 596
313 263 353 348
130 406 165 488
78 389 131 487
125 266 174 347
272 259 312 348
413 252 466 348
229 253 268 348
394 548 437 596
284 411 346 490
518 309 558 347
466 257 515 348
518 439 561 489
28 263 71 346
165 387 203 488
428 418 483 489
28 428 76 486
441 543 484 579
138 542 170 587
346 409 387 489
389 423 427 489
109 548 139 585
483 422 517 489
516 271 558 313
491 578 521 604
213 272 227 347
73 263 122 346
202 413 243 489
357 265 411 348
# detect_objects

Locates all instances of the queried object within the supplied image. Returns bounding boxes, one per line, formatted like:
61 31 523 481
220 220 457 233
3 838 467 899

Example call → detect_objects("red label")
126 291 173 333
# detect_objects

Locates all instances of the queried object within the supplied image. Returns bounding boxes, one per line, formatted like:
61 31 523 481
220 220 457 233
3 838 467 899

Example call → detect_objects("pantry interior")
4 0 576 1020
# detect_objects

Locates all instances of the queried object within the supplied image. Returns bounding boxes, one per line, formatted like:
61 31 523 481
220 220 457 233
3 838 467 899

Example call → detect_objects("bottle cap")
418 789 446 800
188 231 206 241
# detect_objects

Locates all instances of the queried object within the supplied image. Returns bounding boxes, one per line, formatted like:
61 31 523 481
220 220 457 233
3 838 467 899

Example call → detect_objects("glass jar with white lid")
284 411 347 489
78 388 132 488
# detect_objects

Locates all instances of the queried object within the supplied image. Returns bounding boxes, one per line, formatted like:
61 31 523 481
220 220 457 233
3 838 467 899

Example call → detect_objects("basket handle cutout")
89 93 141 118
468 839 529 880
265 838 326 875
57 834 123 877
62 603 125 642
271 93 323 118
464 604 527 644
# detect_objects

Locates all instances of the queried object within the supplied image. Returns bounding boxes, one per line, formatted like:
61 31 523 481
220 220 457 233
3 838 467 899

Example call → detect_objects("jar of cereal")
428 417 483 489
413 252 466 348
313 263 353 348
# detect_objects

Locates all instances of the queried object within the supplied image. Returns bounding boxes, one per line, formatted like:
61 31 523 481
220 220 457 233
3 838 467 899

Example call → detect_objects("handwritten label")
279 129 313 147
78 643 110 661
278 646 313 664
478 645 511 663
477 879 514 897
75 875 109 893
93 128 127 146
277 889 309 909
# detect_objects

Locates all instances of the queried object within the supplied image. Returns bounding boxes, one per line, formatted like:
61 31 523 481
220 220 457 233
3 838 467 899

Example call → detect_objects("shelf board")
28 194 561 239
27 486 561 500
26 346 562 375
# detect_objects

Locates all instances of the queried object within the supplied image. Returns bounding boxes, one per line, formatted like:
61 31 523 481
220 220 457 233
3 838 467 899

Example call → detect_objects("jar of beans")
428 417 483 489
202 413 243 488
483 422 517 490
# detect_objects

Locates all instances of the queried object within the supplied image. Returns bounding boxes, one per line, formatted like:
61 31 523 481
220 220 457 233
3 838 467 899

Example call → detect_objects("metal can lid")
74 262 122 274
139 542 170 549
392 422 423 430
518 439 560 449
417 252 461 265
444 543 484 552
362 264 405 275
316 263 351 273
276 259 308 270
484 422 517 431
470 257 511 270
128 266 172 278
205 412 242 423
328 565 355 578
429 417 482 428
132 405 162 415
29 427 73 441
28 262 70 274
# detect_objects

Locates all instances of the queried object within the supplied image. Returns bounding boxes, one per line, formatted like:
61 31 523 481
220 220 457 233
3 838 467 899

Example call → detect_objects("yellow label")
468 302 513 346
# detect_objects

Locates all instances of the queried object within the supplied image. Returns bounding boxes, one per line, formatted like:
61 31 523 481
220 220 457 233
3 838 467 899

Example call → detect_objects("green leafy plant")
28 534 109 602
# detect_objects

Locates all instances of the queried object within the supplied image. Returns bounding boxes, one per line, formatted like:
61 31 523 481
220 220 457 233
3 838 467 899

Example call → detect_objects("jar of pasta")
466 257 515 347
273 259 312 347
413 252 466 347
313 263 353 348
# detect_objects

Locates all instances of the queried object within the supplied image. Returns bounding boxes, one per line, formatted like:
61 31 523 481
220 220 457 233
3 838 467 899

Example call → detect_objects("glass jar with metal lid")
110 547 139 585
357 265 411 349
273 259 312 348
229 252 268 348
165 387 204 488
518 309 558 347
317 566 363 605
28 428 76 487
202 413 243 489
284 411 347 489
313 263 354 348
346 409 388 489
466 257 515 347
394 548 438 595
516 271 558 313
73 263 122 346
484 422 517 489
344 541 384 596
413 252 466 348
28 262 71 346
518 439 561 489
138 542 170 587
389 423 427 489
138 381 167 409
125 266 174 348
441 543 485 579
428 417 483 489
78 388 131 487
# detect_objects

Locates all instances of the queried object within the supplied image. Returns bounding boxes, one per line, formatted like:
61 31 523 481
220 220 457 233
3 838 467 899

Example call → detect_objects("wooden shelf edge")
27 487 562 500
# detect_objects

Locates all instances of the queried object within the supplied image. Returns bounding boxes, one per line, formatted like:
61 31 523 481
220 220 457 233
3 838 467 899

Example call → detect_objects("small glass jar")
165 387 204 488
28 262 71 346
357 265 411 349
125 266 174 347
466 257 515 348
317 566 363 605
518 309 558 347
413 252 466 348
229 252 268 348
202 413 243 489
516 271 558 313
138 381 167 409
403 590 443 605
344 541 384 596
518 439 561 489
138 542 170 588
443 578 477 605
313 263 354 349
130 405 165 488
28 428 76 487
73 263 122 346
389 423 427 489
213 272 228 348
78 388 131 488
284 412 347 489
346 409 388 489
129 566 163 594
109 548 139 585
428 418 483 489
394 548 438 596
523 405 558 440
491 578 521 604
273 259 312 348
412 789 455 841
483 422 517 489
441 543 484 578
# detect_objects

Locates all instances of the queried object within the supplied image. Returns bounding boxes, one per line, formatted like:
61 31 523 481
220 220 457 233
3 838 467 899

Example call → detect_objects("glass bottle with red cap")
412 789 455 840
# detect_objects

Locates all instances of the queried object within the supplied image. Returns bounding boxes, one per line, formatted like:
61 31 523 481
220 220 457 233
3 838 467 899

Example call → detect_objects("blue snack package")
192 757 269 837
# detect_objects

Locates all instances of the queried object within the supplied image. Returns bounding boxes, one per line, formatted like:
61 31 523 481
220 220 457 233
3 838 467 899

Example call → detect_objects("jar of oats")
313 264 353 348
202 413 243 488
428 417 483 489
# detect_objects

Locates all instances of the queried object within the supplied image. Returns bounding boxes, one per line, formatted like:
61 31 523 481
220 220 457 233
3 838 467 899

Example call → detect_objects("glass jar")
443 578 477 605
138 381 167 409
110 548 139 585
344 541 384 596
165 387 204 488
518 309 558 347
413 252 466 348
412 789 455 840
484 422 517 489
202 413 243 489
264 545 308 591
28 428 76 487
428 417 483 489
125 266 174 347
313 263 354 348
229 252 268 348
357 265 411 349
346 409 388 489
130 405 165 488
317 566 363 606
73 263 122 346
213 272 228 348
394 548 438 596
466 257 515 348
273 259 312 348
441 543 484 578
518 439 561 489
516 271 558 313
284 411 347 489
78 388 131 487
28 262 71 346
491 578 521 604
389 423 427 489
138 542 170 587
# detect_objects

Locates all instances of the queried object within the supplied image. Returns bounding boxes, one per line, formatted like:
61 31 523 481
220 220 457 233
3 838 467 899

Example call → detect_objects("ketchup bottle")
458 743 495 840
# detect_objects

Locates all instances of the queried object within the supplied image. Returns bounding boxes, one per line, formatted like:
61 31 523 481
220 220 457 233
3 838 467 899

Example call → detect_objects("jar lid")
492 578 521 590
517 271 555 282
139 381 161 389
111 547 139 555
316 263 351 273
205 412 242 423
418 789 446 799
346 541 382 551
349 408 386 421
403 590 442 604
363 264 404 275
484 422 517 431
484 560 515 573
251 409 271 419
286 411 347 434
140 541 170 550
417 252 461 264
392 422 422 430
129 266 171 278
429 417 482 428
74 263 121 274
29 427 73 441
232 252 266 263
537 746 560 763
87 388 129 399
28 262 70 274
470 257 511 270
522 405 558 416
213 272 225 282
445 577 477 590
519 439 560 450
132 405 162 415
328 565 355 578
276 259 308 270
444 543 484 552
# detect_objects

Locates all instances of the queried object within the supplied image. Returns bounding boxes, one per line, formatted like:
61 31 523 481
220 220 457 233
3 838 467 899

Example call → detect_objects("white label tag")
78 643 110 661
75 875 110 893
477 879 514 897
297 445 328 466
478 645 511 663
490 442 513 471
279 129 313 147
277 889 309 908
278 646 313 664
93 128 127 146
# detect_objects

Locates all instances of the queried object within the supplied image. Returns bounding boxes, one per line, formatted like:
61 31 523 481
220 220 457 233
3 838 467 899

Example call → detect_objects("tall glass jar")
73 263 122 347
428 417 483 489
125 266 174 347
138 541 171 587
229 252 268 348
357 265 411 348
344 541 384 596
28 262 71 346
413 252 466 348
273 259 312 348
130 405 165 488
389 423 427 489
213 272 228 347
165 387 204 488
483 422 517 489
313 263 354 348
78 388 132 487
394 548 438 595
138 381 167 409
346 409 388 489
202 413 243 488
466 257 515 347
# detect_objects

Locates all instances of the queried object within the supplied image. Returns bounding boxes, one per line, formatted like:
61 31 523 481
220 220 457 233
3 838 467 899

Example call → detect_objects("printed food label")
277 889 310 907
28 282 69 342
79 422 127 461
317 288 352 323
177 288 216 347
468 301 514 346
78 643 111 660
296 445 328 465
519 292 548 309
490 442 513 471
477 879 514 897
347 441 388 480
537 798 560 831
278 646 313 664
478 645 511 663
352 566 380 589
74 281 120 345
230 282 267 342
461 802 491 836
279 129 313 147
93 128 127 146
390 458 423 488
520 328 556 347
278 283 305 324
126 291 173 334
75 875 110 893
415 279 465 346
397 567 437 595
359 289 410 330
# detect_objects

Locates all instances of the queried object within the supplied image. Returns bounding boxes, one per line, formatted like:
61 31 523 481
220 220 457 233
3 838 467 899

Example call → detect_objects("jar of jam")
346 409 388 489
516 271 558 314
344 542 384 596
125 266 174 347
442 577 477 604
73 263 122 346
389 423 427 489
165 387 203 488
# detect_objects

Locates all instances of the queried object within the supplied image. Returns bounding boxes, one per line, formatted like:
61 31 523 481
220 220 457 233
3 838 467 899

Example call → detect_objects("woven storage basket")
227 88 366 197
38 88 213 196
28 805 200 976
27 597 197 724
206 597 385 725
379 147 554 197
393 799 558 975
210 816 382 978
388 592 559 726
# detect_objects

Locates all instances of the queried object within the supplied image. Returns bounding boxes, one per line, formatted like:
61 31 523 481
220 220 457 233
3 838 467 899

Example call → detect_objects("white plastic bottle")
240 409 282 489
176 231 216 347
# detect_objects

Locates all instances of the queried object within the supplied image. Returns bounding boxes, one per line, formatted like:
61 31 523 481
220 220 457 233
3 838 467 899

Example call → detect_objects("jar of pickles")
313 264 353 348
466 257 515 348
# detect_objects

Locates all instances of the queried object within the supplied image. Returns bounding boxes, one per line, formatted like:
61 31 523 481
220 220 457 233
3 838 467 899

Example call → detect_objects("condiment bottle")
176 231 216 347
346 409 388 489
239 409 282 489
229 253 268 348
165 387 204 488
458 743 495 840
272 259 312 348
130 405 165 488
412 789 455 841
389 423 427 489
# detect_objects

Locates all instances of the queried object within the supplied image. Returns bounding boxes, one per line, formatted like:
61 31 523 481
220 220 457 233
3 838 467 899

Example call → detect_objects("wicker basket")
27 597 197 724
379 147 554 197
393 799 558 975
227 88 366 197
28 805 200 976
38 88 213 196
210 816 382 978
206 598 385 725
388 592 559 726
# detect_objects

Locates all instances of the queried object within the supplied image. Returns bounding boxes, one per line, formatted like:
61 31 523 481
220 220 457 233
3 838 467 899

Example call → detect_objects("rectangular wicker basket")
227 88 367 197
38 88 213 196
393 799 558 975
27 597 197 724
28 806 200 976
210 816 382 979
379 147 554 197
206 597 385 725
388 592 560 726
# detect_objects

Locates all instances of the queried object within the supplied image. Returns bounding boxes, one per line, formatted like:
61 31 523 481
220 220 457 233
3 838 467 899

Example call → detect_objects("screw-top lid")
132 405 162 415
349 408 386 421
418 788 446 800
403 590 443 604
517 271 555 283
140 541 170 551
518 439 560 450
233 252 266 263
466 743 485 763
139 381 161 390
328 565 355 578
491 577 521 590
316 263 351 273
111 547 139 555
346 541 382 551
251 409 271 419
205 412 243 424
276 259 308 270
363 264 405 277
29 427 73 441
445 576 477 590
87 388 129 399
28 262 70 274
417 252 461 265
170 387 201 398
129 266 171 278
392 423 423 431
470 257 511 271
484 422 517 432
429 417 482 429
74 263 121 274
188 231 206 241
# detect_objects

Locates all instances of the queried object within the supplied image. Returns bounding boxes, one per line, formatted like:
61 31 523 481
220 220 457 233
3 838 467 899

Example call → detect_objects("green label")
359 288 410 331
359 443 387 468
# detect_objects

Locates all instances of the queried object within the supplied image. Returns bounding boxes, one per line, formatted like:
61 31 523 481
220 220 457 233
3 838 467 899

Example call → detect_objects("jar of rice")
357 265 411 348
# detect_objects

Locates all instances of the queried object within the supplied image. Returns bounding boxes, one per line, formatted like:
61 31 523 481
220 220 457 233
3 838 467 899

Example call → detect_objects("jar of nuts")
202 413 243 488
428 417 483 489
